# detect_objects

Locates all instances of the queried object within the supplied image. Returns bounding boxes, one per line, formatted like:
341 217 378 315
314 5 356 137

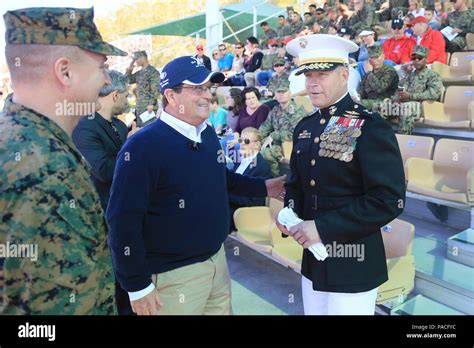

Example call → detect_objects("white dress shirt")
127 110 207 302
235 153 258 174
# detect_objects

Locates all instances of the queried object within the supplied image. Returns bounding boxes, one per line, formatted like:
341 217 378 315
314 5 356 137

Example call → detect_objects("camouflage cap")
275 78 290 92
132 50 147 60
273 57 286 66
3 7 127 56
411 45 429 58
368 45 383 58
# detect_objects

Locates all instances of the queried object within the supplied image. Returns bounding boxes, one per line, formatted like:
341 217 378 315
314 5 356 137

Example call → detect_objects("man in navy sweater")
107 56 286 315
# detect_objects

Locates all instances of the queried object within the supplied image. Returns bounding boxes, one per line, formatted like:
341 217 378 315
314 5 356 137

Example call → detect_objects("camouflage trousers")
378 99 422 135
261 146 283 177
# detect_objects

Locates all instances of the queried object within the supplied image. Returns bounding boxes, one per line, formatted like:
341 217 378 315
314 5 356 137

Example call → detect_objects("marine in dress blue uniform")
280 35 406 315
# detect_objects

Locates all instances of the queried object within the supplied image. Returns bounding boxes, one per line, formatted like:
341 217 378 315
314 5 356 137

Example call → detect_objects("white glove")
277 208 328 261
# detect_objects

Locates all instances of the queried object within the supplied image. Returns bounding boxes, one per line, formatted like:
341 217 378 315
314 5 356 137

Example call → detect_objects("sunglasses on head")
238 138 256 145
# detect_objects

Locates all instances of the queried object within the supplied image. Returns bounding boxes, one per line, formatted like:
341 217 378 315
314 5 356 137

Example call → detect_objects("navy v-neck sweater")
107 118 267 292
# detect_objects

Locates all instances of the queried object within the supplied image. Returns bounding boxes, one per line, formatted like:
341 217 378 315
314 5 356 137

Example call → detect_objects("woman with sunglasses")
223 43 246 86
211 49 220 72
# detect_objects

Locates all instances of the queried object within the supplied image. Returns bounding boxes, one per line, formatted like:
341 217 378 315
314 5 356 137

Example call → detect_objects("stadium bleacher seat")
233 198 283 253
466 33 474 51
422 86 474 129
396 134 435 169
432 52 474 85
377 219 416 304
269 224 302 272
405 138 474 205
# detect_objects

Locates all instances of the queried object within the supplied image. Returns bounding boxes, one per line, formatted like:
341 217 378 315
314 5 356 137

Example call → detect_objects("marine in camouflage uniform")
266 58 291 97
442 5 474 52
259 79 307 176
349 3 379 36
379 45 443 134
126 50 160 126
379 0 409 21
358 45 399 111
0 7 126 315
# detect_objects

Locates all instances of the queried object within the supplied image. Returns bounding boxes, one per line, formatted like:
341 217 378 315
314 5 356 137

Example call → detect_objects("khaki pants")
151 245 232 315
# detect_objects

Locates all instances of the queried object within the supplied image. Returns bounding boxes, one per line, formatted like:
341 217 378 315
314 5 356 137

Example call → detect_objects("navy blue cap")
160 56 225 93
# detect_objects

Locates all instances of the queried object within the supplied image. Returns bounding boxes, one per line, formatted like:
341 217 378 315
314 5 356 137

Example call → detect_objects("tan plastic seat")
293 96 314 113
406 138 474 205
466 33 474 51
395 134 434 176
281 141 293 165
269 224 302 272
422 86 474 128
432 52 474 85
377 219 415 304
233 198 283 253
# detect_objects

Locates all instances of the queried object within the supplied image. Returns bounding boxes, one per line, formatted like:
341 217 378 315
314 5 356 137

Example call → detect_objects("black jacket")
285 93 405 293
72 113 128 210
194 54 212 71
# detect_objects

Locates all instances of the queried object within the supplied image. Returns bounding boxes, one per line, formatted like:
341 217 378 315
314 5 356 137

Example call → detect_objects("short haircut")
242 86 261 101
309 4 317 9
260 21 268 26
99 70 128 97
246 36 259 46
304 12 312 16
5 44 81 84
278 15 285 19
218 43 226 49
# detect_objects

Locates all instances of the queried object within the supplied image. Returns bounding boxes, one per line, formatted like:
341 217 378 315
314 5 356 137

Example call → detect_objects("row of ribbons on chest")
318 116 365 162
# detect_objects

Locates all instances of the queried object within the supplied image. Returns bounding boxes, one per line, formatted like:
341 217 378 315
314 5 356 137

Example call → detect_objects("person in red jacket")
383 18 417 65
411 16 447 64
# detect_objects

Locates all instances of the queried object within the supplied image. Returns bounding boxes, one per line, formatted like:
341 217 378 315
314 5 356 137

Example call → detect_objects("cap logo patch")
299 38 308 48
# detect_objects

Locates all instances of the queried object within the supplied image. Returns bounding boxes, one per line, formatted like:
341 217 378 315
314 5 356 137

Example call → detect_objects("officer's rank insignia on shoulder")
317 116 366 162
298 130 312 139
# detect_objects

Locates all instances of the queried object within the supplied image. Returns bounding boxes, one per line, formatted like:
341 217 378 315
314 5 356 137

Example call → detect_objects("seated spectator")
425 8 441 30
276 14 292 43
264 57 290 100
411 16 447 63
208 95 227 134
441 0 473 53
315 7 330 28
223 42 245 85
404 14 415 37
357 29 377 62
358 45 399 111
245 40 279 87
217 43 234 72
349 0 379 36
409 0 426 17
228 127 272 232
383 18 417 64
259 79 306 177
288 11 304 37
327 7 339 28
327 24 338 34
303 11 315 27
260 21 277 47
379 45 443 134
434 1 448 23
235 87 270 134
233 37 263 86
194 44 212 71
211 49 220 71
225 88 244 132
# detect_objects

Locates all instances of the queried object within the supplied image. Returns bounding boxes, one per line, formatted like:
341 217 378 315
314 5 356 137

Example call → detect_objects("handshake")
277 207 328 261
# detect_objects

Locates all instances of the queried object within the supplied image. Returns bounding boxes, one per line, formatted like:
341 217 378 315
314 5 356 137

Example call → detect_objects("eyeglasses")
274 64 284 67
411 55 424 61
238 138 257 145
219 48 226 51
181 85 218 94
234 46 243 49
